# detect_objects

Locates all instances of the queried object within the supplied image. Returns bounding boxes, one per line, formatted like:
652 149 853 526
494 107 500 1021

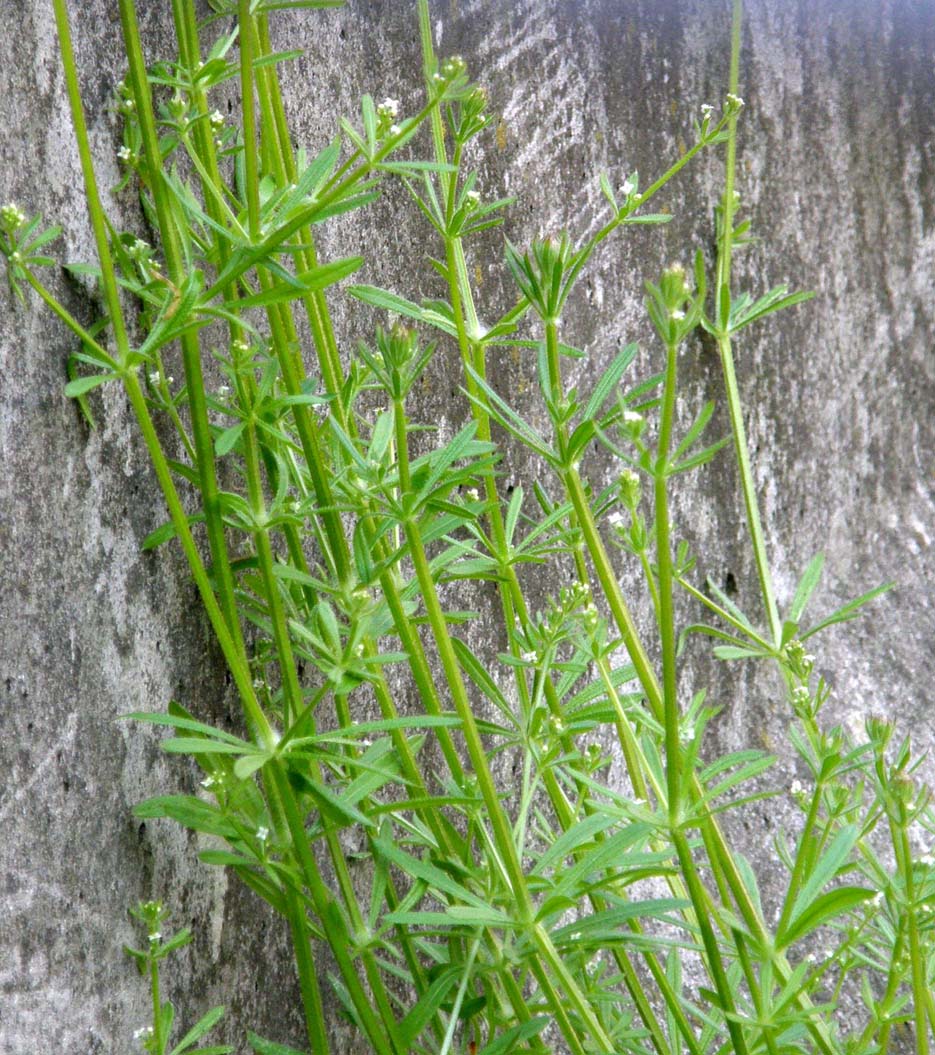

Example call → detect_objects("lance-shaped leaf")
233 255 362 310
463 364 558 465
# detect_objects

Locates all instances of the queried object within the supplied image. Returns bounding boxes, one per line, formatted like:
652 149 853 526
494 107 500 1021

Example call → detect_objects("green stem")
776 779 825 941
149 950 164 1053
714 0 781 644
717 333 781 643
52 0 133 365
242 418 305 726
895 804 929 1055
270 765 399 1055
282 885 330 1055
654 339 682 821
23 270 117 369
124 373 273 743
395 398 613 1055
118 0 247 660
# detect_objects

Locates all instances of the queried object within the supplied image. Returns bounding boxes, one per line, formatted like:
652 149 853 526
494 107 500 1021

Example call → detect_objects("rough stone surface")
1 1 933 1053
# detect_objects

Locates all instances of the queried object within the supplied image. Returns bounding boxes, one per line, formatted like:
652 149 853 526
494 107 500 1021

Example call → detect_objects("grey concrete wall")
1 1 933 1052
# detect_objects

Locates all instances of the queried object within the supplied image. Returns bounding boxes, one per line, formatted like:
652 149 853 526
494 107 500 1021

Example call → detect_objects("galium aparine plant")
4 0 934 1053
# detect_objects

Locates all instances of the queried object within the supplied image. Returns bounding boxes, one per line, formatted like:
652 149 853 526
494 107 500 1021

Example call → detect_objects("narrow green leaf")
476 1017 549 1055
161 738 249 756
121 711 252 749
215 421 246 457
398 967 458 1046
782 886 874 949
247 1033 308 1055
372 836 491 910
551 898 689 945
133 795 239 839
463 365 556 463
801 582 894 640
718 283 731 331
64 373 115 397
233 752 273 780
444 904 511 927
789 553 824 624
347 284 458 337
531 812 620 876
253 49 304 69
304 777 374 830
779 824 859 949
235 256 363 310
168 1006 226 1055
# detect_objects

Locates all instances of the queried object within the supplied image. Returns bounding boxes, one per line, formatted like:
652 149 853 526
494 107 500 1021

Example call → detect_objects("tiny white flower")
200 775 216 789
209 109 224 128
217 384 231 397
165 376 174 385
256 826 269 842
671 309 686 321
871 891 884 907
607 511 626 528
521 651 536 663
700 103 714 117
790 778 804 795
147 371 160 385
726 92 744 109
620 175 637 198
252 677 263 690
378 97 400 118
117 145 132 162
465 487 480 501
133 1026 154 1040
148 931 161 943
623 410 643 425
389 124 401 136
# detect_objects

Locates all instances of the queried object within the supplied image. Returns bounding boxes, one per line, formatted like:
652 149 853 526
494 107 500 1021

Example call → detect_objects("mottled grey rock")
1 1 933 1053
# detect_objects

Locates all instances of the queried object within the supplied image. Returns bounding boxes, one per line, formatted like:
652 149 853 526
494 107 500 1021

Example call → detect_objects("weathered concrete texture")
1 1 933 1053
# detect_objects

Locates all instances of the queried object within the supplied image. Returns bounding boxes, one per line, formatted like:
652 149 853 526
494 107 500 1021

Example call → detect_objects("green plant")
6 1 935 1054
125 900 232 1055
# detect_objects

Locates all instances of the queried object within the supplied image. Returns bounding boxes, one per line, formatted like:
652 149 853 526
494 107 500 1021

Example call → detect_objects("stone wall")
1 1 933 1052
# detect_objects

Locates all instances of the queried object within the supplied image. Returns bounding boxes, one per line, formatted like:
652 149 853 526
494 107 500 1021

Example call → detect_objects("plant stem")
714 0 782 644
394 396 614 1055
653 338 682 820
149 949 164 1054
119 0 248 661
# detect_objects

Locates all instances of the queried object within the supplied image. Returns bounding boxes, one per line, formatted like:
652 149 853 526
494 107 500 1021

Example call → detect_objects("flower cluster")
1 202 26 233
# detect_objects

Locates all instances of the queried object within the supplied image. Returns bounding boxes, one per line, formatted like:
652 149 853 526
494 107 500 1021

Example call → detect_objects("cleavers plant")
5 0 935 1054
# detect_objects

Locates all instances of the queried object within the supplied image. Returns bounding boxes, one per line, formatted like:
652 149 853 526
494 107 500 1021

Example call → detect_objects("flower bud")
619 468 641 509
1 202 26 232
